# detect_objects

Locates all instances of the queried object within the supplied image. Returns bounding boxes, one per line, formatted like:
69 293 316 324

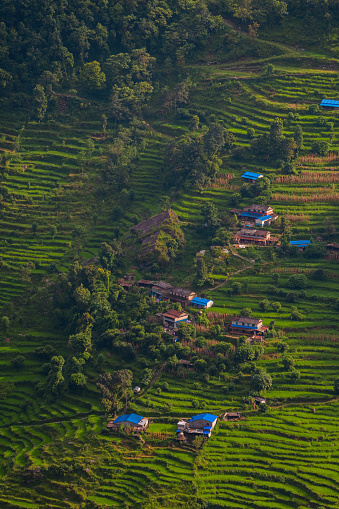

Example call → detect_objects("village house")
236 204 278 227
228 316 268 336
137 279 154 288
241 171 263 183
289 240 311 252
190 297 214 309
163 309 188 329
233 228 279 246
151 281 173 301
107 413 148 431
169 287 197 305
177 413 218 438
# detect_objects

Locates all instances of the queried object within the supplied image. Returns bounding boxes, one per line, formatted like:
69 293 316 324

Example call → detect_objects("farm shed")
133 386 141 394
107 413 148 430
289 240 311 252
241 171 263 182
163 309 188 329
320 99 339 109
254 396 266 405
327 243 339 251
191 297 214 309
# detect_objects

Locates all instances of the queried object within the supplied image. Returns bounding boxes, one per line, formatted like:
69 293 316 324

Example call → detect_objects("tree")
11 355 25 369
72 225 87 255
203 122 235 156
289 307 303 321
69 373 87 392
312 140 329 156
234 343 256 363
141 368 153 386
282 355 295 371
97 370 133 414
190 115 199 131
259 299 270 311
80 61 106 90
271 302 282 313
201 201 220 229
1 316 10 335
293 125 303 150
196 257 208 281
288 274 308 289
251 369 272 392
47 356 65 397
33 85 48 123
50 225 57 240
240 307 252 317
276 342 289 353
32 222 38 236
102 114 107 135
289 368 301 382
334 378 339 395
68 330 92 353
74 284 91 311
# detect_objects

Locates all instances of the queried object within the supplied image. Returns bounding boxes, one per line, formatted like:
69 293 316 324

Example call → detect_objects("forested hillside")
0 1 339 508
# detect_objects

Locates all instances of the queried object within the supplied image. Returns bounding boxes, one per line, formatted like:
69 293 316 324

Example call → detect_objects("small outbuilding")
254 396 266 405
320 99 339 109
289 240 311 252
133 386 141 394
241 171 263 182
191 297 214 309
107 413 148 430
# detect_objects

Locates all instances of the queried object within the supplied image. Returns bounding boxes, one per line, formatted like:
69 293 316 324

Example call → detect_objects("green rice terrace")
0 7 339 509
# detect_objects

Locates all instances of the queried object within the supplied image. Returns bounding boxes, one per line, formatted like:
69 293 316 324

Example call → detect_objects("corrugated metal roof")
256 215 272 221
191 297 213 306
113 413 143 425
189 413 217 423
320 99 339 107
289 240 311 246
240 212 263 218
241 172 263 179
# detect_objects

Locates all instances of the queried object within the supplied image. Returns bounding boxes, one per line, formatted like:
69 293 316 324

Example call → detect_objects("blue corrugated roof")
241 172 263 179
189 413 218 423
256 215 272 221
240 211 263 218
231 324 258 329
113 413 143 425
320 99 339 107
289 240 311 246
191 297 213 306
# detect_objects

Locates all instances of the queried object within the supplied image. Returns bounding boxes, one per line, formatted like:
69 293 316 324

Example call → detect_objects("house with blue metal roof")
235 204 278 227
241 171 263 182
191 296 214 309
107 413 149 430
289 240 311 252
177 413 218 438
320 99 339 109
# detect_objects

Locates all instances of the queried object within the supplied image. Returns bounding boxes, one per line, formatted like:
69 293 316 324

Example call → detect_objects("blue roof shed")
289 240 311 247
320 99 339 108
113 413 143 425
241 171 263 181
191 297 213 308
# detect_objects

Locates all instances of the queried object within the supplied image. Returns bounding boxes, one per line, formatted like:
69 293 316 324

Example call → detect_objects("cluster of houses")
117 278 214 329
232 203 280 247
107 412 219 439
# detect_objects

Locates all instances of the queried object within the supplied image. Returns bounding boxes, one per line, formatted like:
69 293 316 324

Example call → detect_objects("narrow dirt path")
209 248 255 292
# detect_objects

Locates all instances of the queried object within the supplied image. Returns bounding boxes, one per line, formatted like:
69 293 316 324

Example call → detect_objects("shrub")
259 299 270 311
11 355 25 369
288 274 308 289
282 355 295 371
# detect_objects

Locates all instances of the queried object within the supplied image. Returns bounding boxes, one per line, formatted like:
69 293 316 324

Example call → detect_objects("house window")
252 324 255 327
242 322 245 326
